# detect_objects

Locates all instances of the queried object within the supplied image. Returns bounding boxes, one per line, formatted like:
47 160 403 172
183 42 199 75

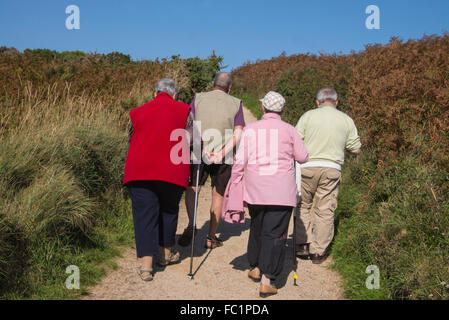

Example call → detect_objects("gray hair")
213 72 232 92
316 87 338 104
155 78 178 96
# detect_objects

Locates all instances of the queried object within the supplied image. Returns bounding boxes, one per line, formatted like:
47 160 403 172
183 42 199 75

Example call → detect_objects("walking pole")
292 161 299 286
188 163 201 280
293 205 298 286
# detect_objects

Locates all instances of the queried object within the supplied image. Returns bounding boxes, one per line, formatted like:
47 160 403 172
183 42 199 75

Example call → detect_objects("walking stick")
293 161 299 286
188 163 201 280
293 205 298 286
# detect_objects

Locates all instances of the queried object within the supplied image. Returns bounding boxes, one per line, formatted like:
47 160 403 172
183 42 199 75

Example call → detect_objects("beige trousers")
296 167 341 255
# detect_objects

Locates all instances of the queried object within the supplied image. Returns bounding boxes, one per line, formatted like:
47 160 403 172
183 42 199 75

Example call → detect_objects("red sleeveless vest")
123 93 190 188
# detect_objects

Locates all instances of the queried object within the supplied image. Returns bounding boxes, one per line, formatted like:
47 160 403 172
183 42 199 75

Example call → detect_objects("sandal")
137 267 153 281
157 250 180 266
205 235 223 249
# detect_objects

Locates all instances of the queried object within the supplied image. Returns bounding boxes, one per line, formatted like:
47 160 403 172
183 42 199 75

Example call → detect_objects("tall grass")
0 93 133 298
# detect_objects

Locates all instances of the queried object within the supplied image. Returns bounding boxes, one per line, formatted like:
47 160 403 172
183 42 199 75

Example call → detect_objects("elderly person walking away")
295 87 361 264
123 78 192 281
228 91 308 297
178 72 246 249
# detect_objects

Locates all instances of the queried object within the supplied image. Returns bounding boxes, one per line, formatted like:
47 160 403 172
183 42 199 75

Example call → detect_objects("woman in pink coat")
227 91 308 297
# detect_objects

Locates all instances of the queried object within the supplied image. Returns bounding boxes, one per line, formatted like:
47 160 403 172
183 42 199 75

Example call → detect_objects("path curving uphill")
83 107 344 300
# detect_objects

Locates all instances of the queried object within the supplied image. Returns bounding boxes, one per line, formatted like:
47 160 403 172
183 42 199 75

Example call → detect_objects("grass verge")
237 93 263 120
0 102 135 299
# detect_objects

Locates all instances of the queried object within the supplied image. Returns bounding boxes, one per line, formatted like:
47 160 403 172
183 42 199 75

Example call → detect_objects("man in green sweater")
295 87 361 264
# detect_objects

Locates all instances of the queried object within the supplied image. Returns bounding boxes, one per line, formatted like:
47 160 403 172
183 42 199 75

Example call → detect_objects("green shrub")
276 66 351 126
181 53 224 103
332 152 449 300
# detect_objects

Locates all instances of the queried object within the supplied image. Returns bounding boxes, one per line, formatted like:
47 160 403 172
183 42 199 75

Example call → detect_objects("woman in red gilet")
123 78 192 281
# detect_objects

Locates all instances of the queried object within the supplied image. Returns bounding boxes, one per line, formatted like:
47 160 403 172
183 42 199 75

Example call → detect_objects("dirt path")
84 107 344 300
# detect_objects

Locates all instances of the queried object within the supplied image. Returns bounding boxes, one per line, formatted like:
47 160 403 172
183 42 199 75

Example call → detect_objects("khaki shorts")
188 163 232 196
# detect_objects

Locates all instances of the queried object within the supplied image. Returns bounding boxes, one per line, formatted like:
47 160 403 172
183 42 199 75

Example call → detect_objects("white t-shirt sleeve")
295 160 302 196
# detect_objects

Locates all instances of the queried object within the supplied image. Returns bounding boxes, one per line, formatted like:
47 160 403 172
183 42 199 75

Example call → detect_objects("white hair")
317 87 338 104
155 78 178 96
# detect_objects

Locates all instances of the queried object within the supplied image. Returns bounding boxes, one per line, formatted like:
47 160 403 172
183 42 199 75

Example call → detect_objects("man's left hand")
210 151 225 164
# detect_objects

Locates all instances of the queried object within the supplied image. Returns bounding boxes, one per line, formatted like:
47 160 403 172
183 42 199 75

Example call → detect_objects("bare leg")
208 186 223 238
140 256 153 277
157 246 180 265
160 247 171 258
261 274 271 286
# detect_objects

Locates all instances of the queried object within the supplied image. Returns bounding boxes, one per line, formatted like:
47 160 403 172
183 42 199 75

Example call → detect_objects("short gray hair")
155 78 178 96
213 72 232 91
316 87 338 104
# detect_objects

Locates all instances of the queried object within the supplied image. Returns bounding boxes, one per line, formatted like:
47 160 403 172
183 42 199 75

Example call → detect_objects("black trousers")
128 180 184 258
247 204 293 281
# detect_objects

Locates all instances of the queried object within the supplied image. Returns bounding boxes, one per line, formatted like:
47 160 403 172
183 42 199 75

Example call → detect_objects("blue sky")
1 0 448 71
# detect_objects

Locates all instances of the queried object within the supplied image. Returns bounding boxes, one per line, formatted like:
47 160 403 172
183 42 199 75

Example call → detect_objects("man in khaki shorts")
178 72 245 249
295 87 361 264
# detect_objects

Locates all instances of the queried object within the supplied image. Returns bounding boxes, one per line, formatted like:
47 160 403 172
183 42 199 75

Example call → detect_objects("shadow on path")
173 217 251 277
229 237 298 290
188 248 213 279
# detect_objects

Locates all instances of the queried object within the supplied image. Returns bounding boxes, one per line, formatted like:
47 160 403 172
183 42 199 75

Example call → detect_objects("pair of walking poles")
187 161 299 286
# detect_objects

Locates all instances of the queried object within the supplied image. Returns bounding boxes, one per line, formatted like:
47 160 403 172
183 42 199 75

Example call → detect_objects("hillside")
1 36 448 299
231 35 449 299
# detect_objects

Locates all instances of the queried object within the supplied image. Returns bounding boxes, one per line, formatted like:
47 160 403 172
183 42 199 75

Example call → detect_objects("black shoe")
310 253 327 264
296 243 310 258
178 226 197 247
